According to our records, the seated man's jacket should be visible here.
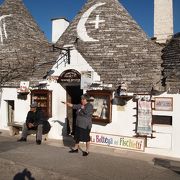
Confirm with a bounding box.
[26,108,44,129]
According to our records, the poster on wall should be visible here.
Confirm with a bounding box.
[154,97,173,111]
[137,95,152,135]
[80,71,93,90]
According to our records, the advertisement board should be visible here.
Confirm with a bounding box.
[90,132,145,151]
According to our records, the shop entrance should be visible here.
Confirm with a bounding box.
[57,69,82,135]
[66,86,83,135]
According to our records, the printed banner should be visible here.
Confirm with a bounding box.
[137,97,152,135]
[81,71,93,90]
[90,132,145,151]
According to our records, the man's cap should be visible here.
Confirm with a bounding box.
[81,94,90,101]
[30,102,38,108]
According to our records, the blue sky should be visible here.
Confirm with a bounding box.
[0,0,180,41]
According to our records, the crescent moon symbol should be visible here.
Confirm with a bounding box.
[0,14,12,21]
[0,14,12,44]
[77,2,106,42]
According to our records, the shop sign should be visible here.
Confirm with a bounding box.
[90,132,145,151]
[58,69,81,83]
[17,81,30,93]
[154,97,173,111]
[137,96,152,135]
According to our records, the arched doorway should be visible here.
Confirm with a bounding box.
[58,69,83,135]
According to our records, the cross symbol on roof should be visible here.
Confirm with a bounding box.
[89,15,105,29]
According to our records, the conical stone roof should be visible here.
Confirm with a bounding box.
[162,33,180,93]
[56,0,163,93]
[0,0,57,87]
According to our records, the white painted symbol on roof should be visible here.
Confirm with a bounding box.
[89,15,105,29]
[0,14,12,45]
[77,2,106,42]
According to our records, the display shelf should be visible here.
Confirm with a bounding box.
[87,90,112,123]
[31,90,52,118]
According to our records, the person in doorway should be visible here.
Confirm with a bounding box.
[17,102,50,145]
[62,94,93,156]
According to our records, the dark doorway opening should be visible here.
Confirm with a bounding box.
[66,86,83,135]
[7,100,14,124]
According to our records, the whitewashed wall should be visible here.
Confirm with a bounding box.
[47,46,101,139]
[91,100,136,136]
[172,94,180,157]
[47,82,67,139]
[0,88,30,130]
[51,46,100,81]
[145,93,180,157]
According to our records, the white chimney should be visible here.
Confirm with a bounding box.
[154,0,173,43]
[51,18,69,43]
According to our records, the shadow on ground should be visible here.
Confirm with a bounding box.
[154,158,180,175]
[51,120,75,148]
[0,140,32,153]
[13,168,35,180]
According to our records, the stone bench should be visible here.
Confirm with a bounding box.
[8,122,23,136]
[8,122,49,140]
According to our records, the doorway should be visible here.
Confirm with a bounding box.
[66,86,83,135]
[7,100,14,124]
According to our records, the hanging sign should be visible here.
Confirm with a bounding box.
[137,95,152,135]
[80,71,93,90]
[17,81,30,93]
[57,69,81,83]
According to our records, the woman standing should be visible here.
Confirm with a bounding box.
[62,94,93,156]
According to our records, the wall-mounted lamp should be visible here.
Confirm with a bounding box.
[52,45,71,65]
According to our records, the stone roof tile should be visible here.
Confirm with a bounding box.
[162,33,180,93]
[0,0,57,87]
[56,0,163,93]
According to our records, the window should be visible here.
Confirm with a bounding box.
[31,90,52,118]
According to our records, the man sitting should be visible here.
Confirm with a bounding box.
[17,102,50,145]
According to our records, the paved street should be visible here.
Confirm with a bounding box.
[0,131,180,180]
